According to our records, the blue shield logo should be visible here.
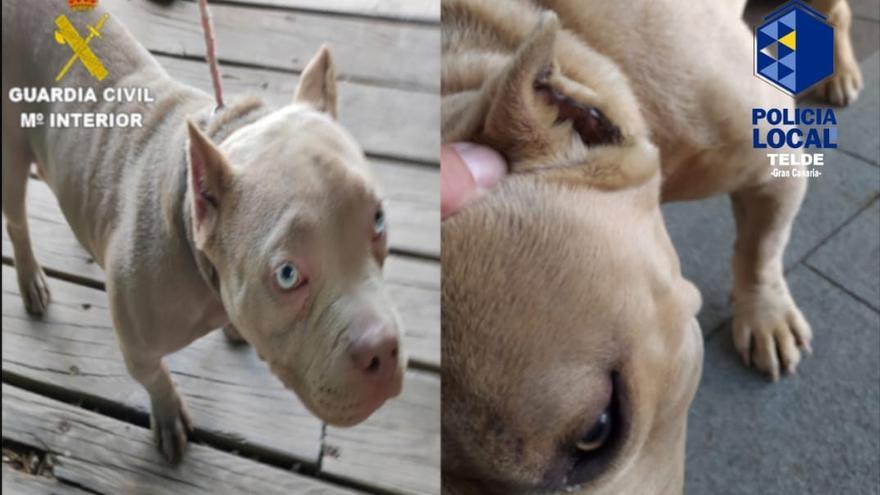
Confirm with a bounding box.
[755,0,834,95]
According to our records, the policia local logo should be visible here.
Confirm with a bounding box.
[752,0,837,177]
[755,0,833,95]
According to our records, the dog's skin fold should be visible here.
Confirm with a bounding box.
[3,0,406,463]
[438,0,857,492]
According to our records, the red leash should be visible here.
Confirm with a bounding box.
[197,0,225,110]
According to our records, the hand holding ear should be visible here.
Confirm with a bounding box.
[440,143,507,220]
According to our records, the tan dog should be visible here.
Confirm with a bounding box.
[2,0,405,463]
[440,0,852,491]
[443,176,704,494]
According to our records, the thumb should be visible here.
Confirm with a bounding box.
[441,143,507,219]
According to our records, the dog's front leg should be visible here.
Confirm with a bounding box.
[729,173,812,380]
[123,350,193,463]
[107,269,194,463]
[2,136,50,315]
[812,0,863,105]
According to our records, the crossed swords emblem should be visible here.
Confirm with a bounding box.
[54,13,110,82]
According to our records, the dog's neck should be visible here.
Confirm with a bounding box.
[178,97,270,299]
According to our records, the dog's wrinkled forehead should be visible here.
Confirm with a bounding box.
[443,177,666,348]
[209,105,377,257]
[223,104,369,174]
[444,180,640,395]
[222,104,375,207]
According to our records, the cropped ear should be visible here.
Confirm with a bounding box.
[482,11,561,146]
[443,12,621,157]
[294,44,338,118]
[441,13,560,145]
[187,120,232,249]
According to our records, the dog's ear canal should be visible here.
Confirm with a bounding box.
[294,44,338,119]
[187,121,232,249]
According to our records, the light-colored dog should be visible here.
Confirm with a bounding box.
[443,176,704,494]
[442,0,859,492]
[3,0,405,463]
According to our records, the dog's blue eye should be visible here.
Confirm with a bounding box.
[373,208,386,238]
[275,262,301,290]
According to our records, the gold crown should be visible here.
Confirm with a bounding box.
[68,0,98,11]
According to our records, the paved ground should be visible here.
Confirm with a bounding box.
[673,2,880,493]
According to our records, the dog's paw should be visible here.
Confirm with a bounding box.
[150,396,193,464]
[18,266,50,316]
[816,61,863,106]
[731,288,812,381]
[222,323,248,345]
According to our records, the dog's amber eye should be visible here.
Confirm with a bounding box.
[576,408,612,452]
[373,208,386,239]
[275,262,303,290]
[560,376,622,490]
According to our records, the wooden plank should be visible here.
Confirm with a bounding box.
[370,160,439,258]
[0,178,439,368]
[2,269,439,494]
[103,0,440,91]
[154,55,440,166]
[322,370,440,495]
[214,0,440,23]
[2,385,362,495]
[384,257,440,369]
[1,264,324,465]
[2,464,94,495]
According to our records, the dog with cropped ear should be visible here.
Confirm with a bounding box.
[3,0,406,464]
[442,0,820,492]
[443,12,659,190]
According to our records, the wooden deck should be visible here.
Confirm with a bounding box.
[1,0,440,493]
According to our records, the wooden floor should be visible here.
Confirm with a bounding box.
[1,0,440,493]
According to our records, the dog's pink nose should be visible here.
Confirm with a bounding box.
[349,323,399,377]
